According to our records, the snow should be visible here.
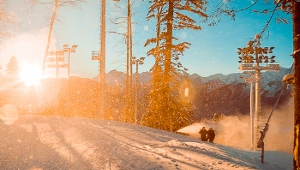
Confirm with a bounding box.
[0,115,292,170]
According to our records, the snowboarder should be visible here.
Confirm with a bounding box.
[199,127,207,141]
[207,128,215,143]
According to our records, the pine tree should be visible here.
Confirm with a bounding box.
[6,56,19,81]
[212,113,220,121]
[143,0,207,132]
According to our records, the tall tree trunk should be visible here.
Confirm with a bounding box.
[156,7,161,66]
[293,1,300,169]
[42,0,58,74]
[164,0,174,131]
[165,0,173,80]
[126,0,133,122]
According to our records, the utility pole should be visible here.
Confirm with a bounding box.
[92,0,106,118]
[47,50,67,114]
[132,57,145,124]
[239,72,256,149]
[238,35,280,149]
[63,44,78,116]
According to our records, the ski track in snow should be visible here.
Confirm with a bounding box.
[0,115,292,170]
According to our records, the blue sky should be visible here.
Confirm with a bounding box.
[0,0,293,79]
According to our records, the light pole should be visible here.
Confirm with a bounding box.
[63,44,77,116]
[132,56,145,124]
[47,50,66,114]
[47,50,67,78]
[239,72,256,149]
[92,50,101,117]
[63,45,78,79]
[238,34,280,149]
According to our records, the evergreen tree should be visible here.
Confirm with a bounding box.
[212,113,220,121]
[6,56,19,81]
[143,0,207,132]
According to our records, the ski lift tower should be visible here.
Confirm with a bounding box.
[237,34,280,149]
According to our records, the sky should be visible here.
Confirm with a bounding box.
[0,0,294,79]
[0,115,293,169]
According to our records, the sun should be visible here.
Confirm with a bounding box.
[19,64,43,87]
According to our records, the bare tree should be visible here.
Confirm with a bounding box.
[0,0,13,45]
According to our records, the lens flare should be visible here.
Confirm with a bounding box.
[0,104,18,125]
[19,64,43,87]
[179,80,194,104]
[184,87,189,97]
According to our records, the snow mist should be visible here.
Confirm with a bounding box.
[264,99,293,154]
[178,99,293,154]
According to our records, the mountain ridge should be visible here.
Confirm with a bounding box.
[92,67,293,120]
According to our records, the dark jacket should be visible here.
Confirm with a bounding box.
[199,127,207,141]
[207,128,215,143]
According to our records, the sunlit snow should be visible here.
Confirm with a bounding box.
[0,115,292,170]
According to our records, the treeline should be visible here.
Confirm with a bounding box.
[0,76,152,122]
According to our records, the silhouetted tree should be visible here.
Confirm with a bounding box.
[220,113,226,120]
[143,0,207,132]
[212,113,220,121]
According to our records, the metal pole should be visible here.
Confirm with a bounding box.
[135,61,138,124]
[55,52,58,78]
[68,49,70,79]
[250,81,254,149]
[254,70,261,149]
[261,141,264,164]
[67,49,70,116]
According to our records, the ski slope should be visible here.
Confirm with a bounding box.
[0,115,292,170]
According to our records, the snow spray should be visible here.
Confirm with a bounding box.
[263,98,293,154]
[177,98,293,154]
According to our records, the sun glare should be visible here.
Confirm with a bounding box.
[19,64,43,87]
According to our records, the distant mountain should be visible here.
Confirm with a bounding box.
[93,67,293,121]
[93,70,151,85]
[189,67,293,120]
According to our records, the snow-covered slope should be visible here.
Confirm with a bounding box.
[0,115,292,170]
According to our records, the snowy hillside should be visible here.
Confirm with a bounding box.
[0,115,292,170]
